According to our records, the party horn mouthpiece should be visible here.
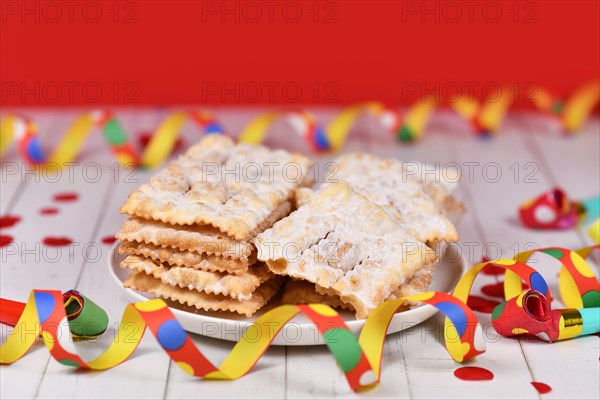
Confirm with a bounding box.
[0,290,108,340]
[492,290,599,342]
[62,290,109,339]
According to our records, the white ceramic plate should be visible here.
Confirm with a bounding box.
[108,245,464,346]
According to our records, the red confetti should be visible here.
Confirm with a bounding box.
[40,208,59,215]
[0,235,14,247]
[454,366,494,381]
[481,282,531,298]
[53,193,79,202]
[531,382,552,394]
[467,295,501,313]
[43,237,73,247]
[481,263,505,276]
[0,215,21,229]
[481,282,505,298]
[101,236,117,245]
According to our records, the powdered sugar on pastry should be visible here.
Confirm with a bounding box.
[124,272,284,317]
[326,153,459,243]
[315,263,434,309]
[120,135,313,241]
[118,240,256,274]
[121,255,272,301]
[116,216,255,261]
[400,161,464,223]
[254,181,436,319]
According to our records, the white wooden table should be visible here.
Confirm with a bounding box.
[1,108,599,399]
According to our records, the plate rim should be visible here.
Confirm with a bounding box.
[107,244,465,343]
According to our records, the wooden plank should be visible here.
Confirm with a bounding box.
[513,123,600,400]
[0,112,60,400]
[381,130,540,399]
[525,121,600,249]
[1,109,598,399]
[0,111,115,399]
[444,122,598,399]
[34,111,173,399]
[1,111,65,214]
[164,336,286,399]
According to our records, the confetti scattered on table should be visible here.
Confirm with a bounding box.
[0,235,13,247]
[467,295,501,313]
[53,193,79,202]
[481,282,506,298]
[0,215,21,229]
[531,381,552,394]
[453,366,494,381]
[42,237,73,247]
[40,208,59,216]
[481,264,505,276]
[101,236,117,245]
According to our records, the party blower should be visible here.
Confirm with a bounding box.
[0,290,108,339]
[491,289,600,342]
[519,187,599,230]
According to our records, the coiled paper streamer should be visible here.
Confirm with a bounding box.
[0,110,226,169]
[238,110,330,152]
[1,246,597,391]
[1,81,597,165]
[395,96,436,142]
[562,80,600,133]
[238,103,399,152]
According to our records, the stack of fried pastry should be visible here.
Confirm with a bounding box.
[117,137,463,319]
[256,153,463,319]
[116,135,313,317]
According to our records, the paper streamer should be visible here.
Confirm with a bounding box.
[0,110,226,169]
[451,98,479,131]
[1,80,597,164]
[396,96,436,142]
[530,87,563,117]
[1,246,597,391]
[0,290,478,391]
[474,88,515,136]
[239,103,402,152]
[325,103,387,152]
[562,80,600,133]
[590,219,600,244]
[238,110,330,152]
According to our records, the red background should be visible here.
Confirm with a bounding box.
[1,0,599,107]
